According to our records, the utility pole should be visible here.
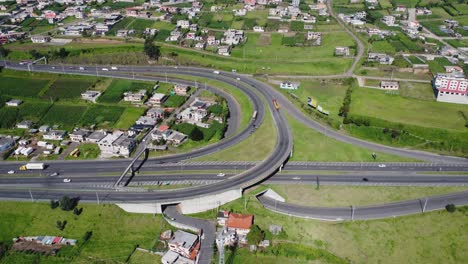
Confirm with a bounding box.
[316,176,320,190]
[422,198,428,213]
[165,72,168,83]
[29,189,34,202]
[96,191,100,205]
[351,206,355,221]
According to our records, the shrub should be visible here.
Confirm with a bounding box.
[83,231,93,242]
[50,200,59,209]
[59,196,80,211]
[446,204,456,213]
[247,225,265,245]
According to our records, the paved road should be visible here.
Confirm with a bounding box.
[1,173,468,187]
[257,190,468,221]
[163,205,215,264]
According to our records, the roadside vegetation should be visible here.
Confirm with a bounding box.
[0,201,172,263]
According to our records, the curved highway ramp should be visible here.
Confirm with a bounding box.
[256,189,468,221]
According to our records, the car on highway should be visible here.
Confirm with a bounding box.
[79,67,84,70]
[232,69,237,73]
[378,164,386,168]
[111,66,118,70]
[102,68,109,71]
[63,178,71,183]
[49,172,59,177]
[362,177,369,182]
[292,177,301,180]
[217,173,225,177]
[7,170,15,174]
[236,77,241,80]
[213,70,220,74]
[51,66,56,69]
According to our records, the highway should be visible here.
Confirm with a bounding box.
[0,61,294,204]
[1,173,468,187]
[257,190,468,221]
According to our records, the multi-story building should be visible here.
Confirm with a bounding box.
[433,73,468,105]
[168,230,200,259]
[97,131,136,157]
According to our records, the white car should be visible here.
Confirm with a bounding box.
[236,77,241,81]
[217,173,225,177]
[63,178,71,183]
[102,68,109,71]
[378,164,386,168]
[79,67,85,70]
[111,66,118,70]
[292,177,301,180]
[232,69,237,73]
[7,170,15,174]
[213,70,220,74]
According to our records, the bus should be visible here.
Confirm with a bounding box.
[272,99,280,110]
[69,148,80,158]
[252,110,258,120]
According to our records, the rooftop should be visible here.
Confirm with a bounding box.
[227,213,253,230]
[169,230,198,250]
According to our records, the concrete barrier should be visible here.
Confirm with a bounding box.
[116,188,242,214]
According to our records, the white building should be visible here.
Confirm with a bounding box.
[433,73,468,105]
[30,35,51,43]
[81,91,101,103]
[380,81,399,90]
[97,131,136,157]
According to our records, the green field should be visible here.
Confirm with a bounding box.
[98,79,153,103]
[349,87,467,132]
[163,95,186,108]
[194,187,468,264]
[44,77,96,100]
[196,104,275,161]
[18,102,53,123]
[0,201,171,263]
[287,114,415,162]
[268,184,468,207]
[128,250,161,264]
[66,143,101,160]
[79,105,125,128]
[114,107,146,130]
[41,104,87,128]
[0,77,50,97]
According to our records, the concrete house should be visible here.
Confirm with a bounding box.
[174,84,189,96]
[380,81,399,90]
[226,213,253,236]
[167,131,187,145]
[97,131,136,157]
[5,99,23,107]
[368,52,394,65]
[81,91,101,103]
[16,120,33,129]
[148,93,167,106]
[43,130,67,141]
[69,129,91,142]
[0,135,15,152]
[31,35,51,43]
[335,46,350,56]
[123,89,146,103]
[168,230,200,260]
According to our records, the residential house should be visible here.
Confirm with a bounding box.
[221,29,245,45]
[86,130,106,143]
[335,46,350,56]
[253,26,264,32]
[31,35,51,43]
[97,131,136,157]
[135,116,158,127]
[94,23,109,35]
[244,0,256,5]
[123,89,147,103]
[167,131,187,145]
[168,230,200,260]
[148,93,167,106]
[233,9,246,16]
[177,20,190,29]
[381,15,396,26]
[69,129,90,142]
[38,125,50,133]
[306,32,321,45]
[146,108,164,119]
[226,213,253,236]
[174,84,189,96]
[161,250,194,264]
[280,82,299,90]
[380,81,399,90]
[194,42,206,49]
[116,29,135,37]
[16,120,33,129]
[367,52,394,65]
[43,130,67,141]
[0,135,15,152]
[218,45,231,56]
[217,210,230,226]
[6,99,23,107]
[151,129,172,141]
[81,91,101,103]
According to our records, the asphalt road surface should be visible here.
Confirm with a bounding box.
[257,190,468,221]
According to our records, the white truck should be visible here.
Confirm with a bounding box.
[19,163,46,170]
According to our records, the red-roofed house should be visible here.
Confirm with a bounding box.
[244,0,256,6]
[159,125,169,131]
[226,213,253,236]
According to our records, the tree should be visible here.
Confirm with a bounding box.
[190,127,204,141]
[144,37,161,60]
[60,196,80,211]
[56,48,69,58]
[246,225,265,245]
[0,46,10,57]
[56,220,67,230]
[83,231,93,242]
[50,200,59,209]
[446,204,456,213]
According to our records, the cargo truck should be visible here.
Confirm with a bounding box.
[19,163,46,170]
